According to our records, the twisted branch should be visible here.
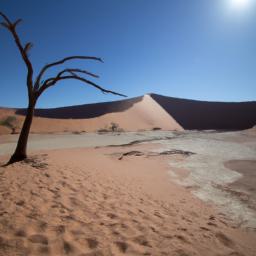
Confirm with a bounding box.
[35,56,103,89]
[37,68,100,92]
[0,12,33,98]
[1,11,127,102]
[37,74,127,98]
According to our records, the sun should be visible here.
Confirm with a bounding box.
[230,0,251,9]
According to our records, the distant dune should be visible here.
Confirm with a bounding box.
[150,93,256,130]
[0,93,255,135]
[0,95,182,134]
[17,96,144,119]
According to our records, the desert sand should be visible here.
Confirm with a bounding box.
[1,129,256,229]
[0,142,256,256]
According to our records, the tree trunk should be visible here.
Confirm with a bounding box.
[8,102,35,164]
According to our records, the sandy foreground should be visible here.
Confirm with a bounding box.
[0,139,256,256]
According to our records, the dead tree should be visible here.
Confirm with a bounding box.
[0,12,126,164]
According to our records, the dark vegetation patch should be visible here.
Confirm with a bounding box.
[21,154,48,170]
[97,122,124,134]
[0,116,19,134]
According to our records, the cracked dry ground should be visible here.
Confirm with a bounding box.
[0,144,255,256]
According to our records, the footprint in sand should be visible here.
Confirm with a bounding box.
[228,252,245,256]
[208,221,217,227]
[114,241,129,253]
[14,229,27,237]
[107,213,118,219]
[154,211,164,219]
[28,234,48,245]
[200,226,210,231]
[16,200,25,206]
[86,238,99,249]
[71,229,85,236]
[174,248,196,256]
[44,172,50,178]
[215,232,234,248]
[37,220,48,231]
[79,250,104,256]
[133,235,151,247]
[54,225,66,234]
[150,226,158,233]
[174,234,190,244]
[63,240,74,254]
[38,245,50,254]
[69,196,81,206]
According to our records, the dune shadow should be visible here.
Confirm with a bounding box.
[150,94,256,130]
[14,93,256,130]
[15,96,142,119]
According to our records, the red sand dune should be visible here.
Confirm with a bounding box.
[0,94,182,134]
[0,93,255,135]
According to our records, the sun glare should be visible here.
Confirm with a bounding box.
[230,0,251,9]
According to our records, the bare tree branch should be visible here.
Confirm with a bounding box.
[13,18,22,28]
[48,68,99,81]
[67,68,99,78]
[0,12,33,98]
[37,68,99,90]
[37,75,127,98]
[0,12,12,25]
[34,56,103,89]
[0,21,9,29]
[24,42,33,54]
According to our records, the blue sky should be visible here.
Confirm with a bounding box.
[0,0,256,108]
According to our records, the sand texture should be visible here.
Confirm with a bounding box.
[0,144,256,256]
